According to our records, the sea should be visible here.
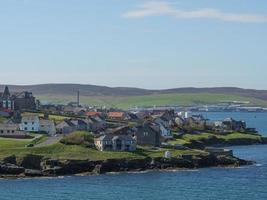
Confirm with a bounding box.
[0,112,267,200]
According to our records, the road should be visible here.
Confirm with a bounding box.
[35,135,63,147]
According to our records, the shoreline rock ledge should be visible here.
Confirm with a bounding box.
[0,154,254,178]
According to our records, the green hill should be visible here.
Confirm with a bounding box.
[37,92,267,109]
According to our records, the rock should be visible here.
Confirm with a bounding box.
[0,163,25,175]
[3,155,17,165]
[25,169,43,177]
[42,167,63,176]
[17,155,43,170]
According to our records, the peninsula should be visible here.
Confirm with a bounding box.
[0,86,266,178]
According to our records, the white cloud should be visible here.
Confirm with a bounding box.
[122,1,267,23]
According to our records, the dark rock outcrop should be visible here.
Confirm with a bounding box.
[17,155,43,170]
[0,163,25,175]
[0,153,254,177]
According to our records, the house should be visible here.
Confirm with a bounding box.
[39,120,56,135]
[0,86,15,110]
[85,111,102,118]
[223,118,246,131]
[0,86,36,111]
[20,114,40,132]
[0,124,26,138]
[56,120,76,134]
[94,134,136,151]
[87,116,106,132]
[175,116,185,127]
[106,126,133,135]
[107,112,130,120]
[158,122,172,139]
[134,123,161,147]
[70,119,88,131]
[0,109,13,117]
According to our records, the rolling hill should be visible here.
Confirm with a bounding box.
[1,84,267,108]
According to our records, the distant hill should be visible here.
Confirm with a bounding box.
[0,84,267,102]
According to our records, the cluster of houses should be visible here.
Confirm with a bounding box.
[0,86,253,152]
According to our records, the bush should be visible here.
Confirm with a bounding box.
[60,131,94,147]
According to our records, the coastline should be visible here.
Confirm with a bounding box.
[0,151,255,179]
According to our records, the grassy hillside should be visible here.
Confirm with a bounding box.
[37,93,267,109]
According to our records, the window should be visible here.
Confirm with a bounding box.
[24,127,28,131]
[144,132,148,136]
[32,122,34,125]
[24,122,28,125]
[12,130,15,133]
[0,130,3,134]
[32,127,34,131]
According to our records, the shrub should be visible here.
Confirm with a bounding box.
[60,131,94,147]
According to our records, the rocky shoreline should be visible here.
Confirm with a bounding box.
[0,153,254,179]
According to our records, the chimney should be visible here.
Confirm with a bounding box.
[77,90,80,107]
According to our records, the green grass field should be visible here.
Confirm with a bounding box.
[0,132,205,161]
[36,93,267,109]
[169,132,264,145]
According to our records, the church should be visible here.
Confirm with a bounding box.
[0,86,36,111]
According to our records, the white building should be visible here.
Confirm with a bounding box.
[20,115,40,132]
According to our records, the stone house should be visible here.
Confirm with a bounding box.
[0,124,26,138]
[39,120,56,135]
[56,120,76,134]
[94,134,136,152]
[87,116,106,132]
[134,123,161,147]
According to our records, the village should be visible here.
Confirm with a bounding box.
[0,86,261,155]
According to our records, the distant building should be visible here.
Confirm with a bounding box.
[56,120,76,134]
[20,114,40,132]
[39,120,56,135]
[95,134,136,152]
[134,123,161,147]
[0,124,26,138]
[0,86,36,111]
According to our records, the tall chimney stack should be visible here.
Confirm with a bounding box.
[77,90,80,107]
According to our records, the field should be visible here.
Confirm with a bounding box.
[169,132,264,145]
[36,93,267,109]
[0,131,205,160]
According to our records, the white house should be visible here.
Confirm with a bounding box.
[20,115,56,135]
[158,123,173,139]
[20,115,40,132]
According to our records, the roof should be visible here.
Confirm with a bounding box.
[108,112,125,118]
[22,114,39,121]
[86,111,101,117]
[0,123,19,130]
[106,126,130,135]
[96,134,134,141]
[40,120,55,126]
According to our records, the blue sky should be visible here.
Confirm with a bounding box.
[0,0,266,89]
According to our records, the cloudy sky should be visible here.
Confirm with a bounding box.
[0,0,266,89]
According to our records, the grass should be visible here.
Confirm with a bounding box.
[0,135,206,161]
[22,112,70,122]
[169,132,264,145]
[0,117,8,123]
[36,93,267,109]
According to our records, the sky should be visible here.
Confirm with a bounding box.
[0,0,267,89]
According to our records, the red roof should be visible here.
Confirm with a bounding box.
[85,111,101,117]
[0,109,13,113]
[108,112,125,118]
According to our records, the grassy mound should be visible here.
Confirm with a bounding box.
[60,131,94,147]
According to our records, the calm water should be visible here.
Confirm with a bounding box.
[0,112,267,200]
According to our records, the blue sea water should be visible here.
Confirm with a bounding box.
[0,112,267,200]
